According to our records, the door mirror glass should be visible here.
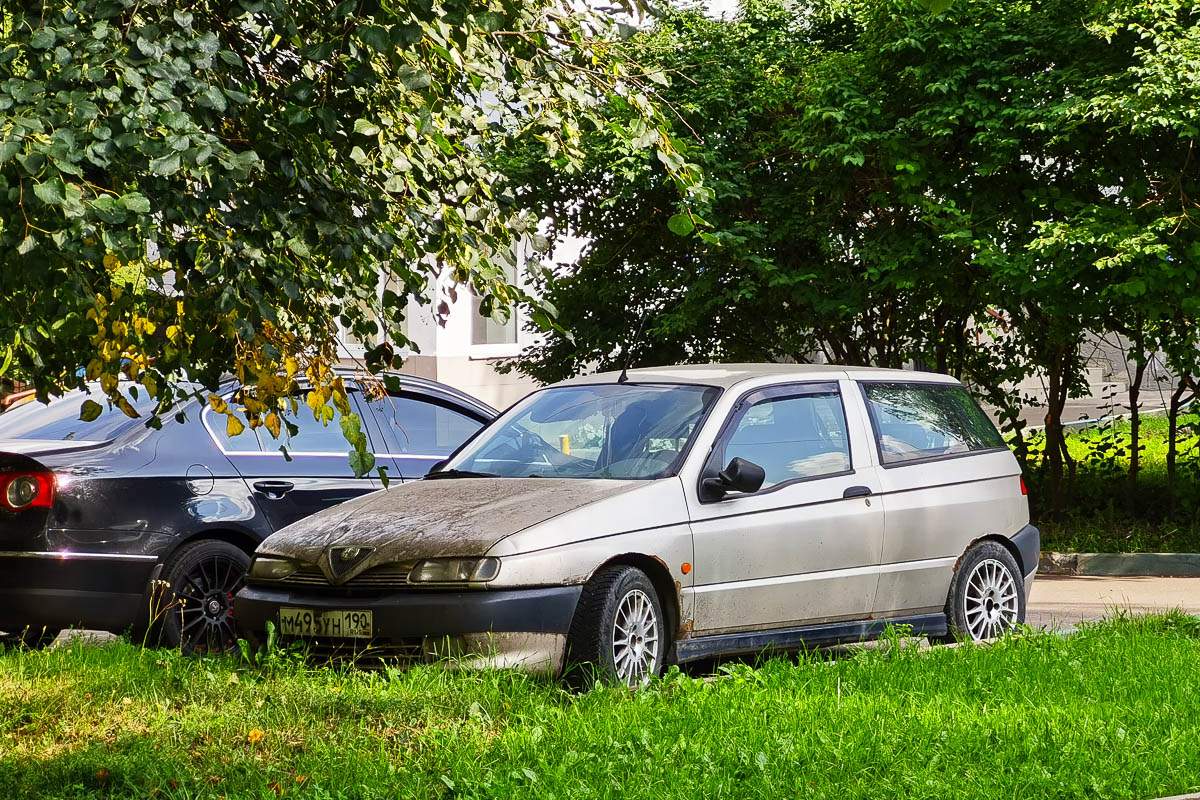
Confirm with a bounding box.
[701,457,766,500]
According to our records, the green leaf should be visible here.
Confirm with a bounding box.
[667,213,695,236]
[149,153,181,175]
[0,141,20,164]
[339,413,362,441]
[348,448,375,478]
[353,118,380,137]
[397,66,432,92]
[300,40,335,62]
[79,399,103,422]
[33,178,67,206]
[30,28,56,49]
[120,192,151,213]
[358,25,390,54]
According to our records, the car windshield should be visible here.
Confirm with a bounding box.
[0,386,157,442]
[442,383,721,479]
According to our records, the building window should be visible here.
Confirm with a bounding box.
[471,300,518,345]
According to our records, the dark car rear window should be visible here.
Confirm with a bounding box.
[0,388,157,442]
[862,382,1005,465]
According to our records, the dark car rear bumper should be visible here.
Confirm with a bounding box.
[0,552,159,632]
[235,583,583,639]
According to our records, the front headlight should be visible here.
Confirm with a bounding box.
[248,556,299,581]
[409,557,501,584]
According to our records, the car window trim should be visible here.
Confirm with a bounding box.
[697,381,856,504]
[202,385,375,457]
[857,380,1009,470]
[359,388,490,458]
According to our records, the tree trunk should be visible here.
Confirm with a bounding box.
[1126,355,1148,515]
[1167,380,1187,514]
[1044,344,1072,517]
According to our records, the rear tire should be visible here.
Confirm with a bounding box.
[936,541,1025,643]
[0,626,60,649]
[156,540,251,656]
[564,565,666,688]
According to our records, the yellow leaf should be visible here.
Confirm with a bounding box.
[85,359,103,380]
[208,395,228,414]
[306,390,322,414]
[166,325,181,344]
[284,356,299,377]
[102,253,119,269]
[246,728,265,744]
[264,412,282,439]
[226,414,245,438]
[116,396,139,419]
[100,373,118,394]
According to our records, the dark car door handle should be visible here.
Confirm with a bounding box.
[253,480,295,499]
[843,485,873,499]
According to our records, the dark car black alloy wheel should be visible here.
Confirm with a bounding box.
[160,540,252,656]
[177,555,244,654]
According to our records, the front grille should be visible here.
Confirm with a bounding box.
[281,635,427,668]
[278,563,412,590]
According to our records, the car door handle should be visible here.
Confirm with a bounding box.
[253,480,295,499]
[842,485,873,499]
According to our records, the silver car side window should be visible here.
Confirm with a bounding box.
[714,391,851,489]
[861,382,1005,465]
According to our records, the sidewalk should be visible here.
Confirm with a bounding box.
[1027,575,1200,630]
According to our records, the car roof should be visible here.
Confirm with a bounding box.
[553,363,961,390]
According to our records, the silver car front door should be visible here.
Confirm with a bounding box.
[685,380,884,635]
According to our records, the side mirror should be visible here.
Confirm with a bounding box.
[700,457,766,501]
[428,459,449,476]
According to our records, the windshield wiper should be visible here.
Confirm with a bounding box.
[424,468,500,480]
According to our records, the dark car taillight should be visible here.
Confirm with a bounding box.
[0,471,55,510]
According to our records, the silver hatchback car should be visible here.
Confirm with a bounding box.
[237,364,1038,684]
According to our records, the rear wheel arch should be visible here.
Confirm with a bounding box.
[960,533,1025,576]
[170,527,261,560]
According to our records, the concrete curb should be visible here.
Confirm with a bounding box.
[1039,551,1200,577]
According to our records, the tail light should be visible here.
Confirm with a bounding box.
[0,472,56,511]
[1019,476,1028,496]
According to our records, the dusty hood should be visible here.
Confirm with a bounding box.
[257,477,643,566]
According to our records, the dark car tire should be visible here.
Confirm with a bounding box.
[565,565,666,688]
[0,626,61,649]
[935,541,1026,644]
[155,540,251,656]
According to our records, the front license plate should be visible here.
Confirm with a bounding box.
[278,608,373,638]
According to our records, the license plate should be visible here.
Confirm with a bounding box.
[278,608,373,638]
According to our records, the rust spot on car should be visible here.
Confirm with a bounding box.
[678,617,694,636]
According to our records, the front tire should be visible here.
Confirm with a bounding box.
[940,541,1025,643]
[565,565,666,687]
[158,540,250,656]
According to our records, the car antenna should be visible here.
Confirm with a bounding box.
[616,314,650,385]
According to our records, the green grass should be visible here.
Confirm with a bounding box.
[4,615,1200,799]
[1024,414,1200,552]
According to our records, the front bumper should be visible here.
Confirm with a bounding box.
[234,584,583,671]
[0,551,159,632]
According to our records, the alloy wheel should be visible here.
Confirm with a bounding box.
[611,588,660,686]
[962,557,1019,641]
[175,554,245,655]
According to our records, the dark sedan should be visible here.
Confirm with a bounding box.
[0,374,494,653]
